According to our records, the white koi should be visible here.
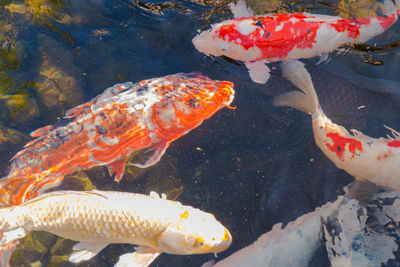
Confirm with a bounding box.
[203,184,400,267]
[0,190,232,266]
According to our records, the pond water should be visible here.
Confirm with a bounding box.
[0,0,400,266]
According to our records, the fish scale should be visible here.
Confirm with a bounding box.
[11,191,178,244]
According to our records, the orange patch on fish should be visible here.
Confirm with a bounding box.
[376,150,393,160]
[180,210,189,219]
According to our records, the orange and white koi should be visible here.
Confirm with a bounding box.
[193,0,400,84]
[0,190,232,266]
[0,73,234,206]
[274,60,400,190]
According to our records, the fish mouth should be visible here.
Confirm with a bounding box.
[192,34,209,55]
[213,228,232,253]
[222,83,235,109]
[226,88,235,107]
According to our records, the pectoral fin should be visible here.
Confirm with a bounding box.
[0,228,27,245]
[245,61,271,84]
[106,157,127,183]
[128,141,170,168]
[69,242,107,263]
[115,246,161,267]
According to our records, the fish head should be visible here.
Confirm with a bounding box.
[151,73,234,138]
[157,208,232,255]
[192,19,262,62]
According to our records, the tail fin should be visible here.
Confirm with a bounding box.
[273,60,319,115]
[0,174,64,206]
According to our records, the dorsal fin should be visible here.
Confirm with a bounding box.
[16,190,109,207]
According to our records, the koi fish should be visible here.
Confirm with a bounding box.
[192,0,400,84]
[0,73,234,206]
[273,60,400,190]
[203,183,400,267]
[0,190,232,266]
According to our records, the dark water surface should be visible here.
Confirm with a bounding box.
[0,0,400,266]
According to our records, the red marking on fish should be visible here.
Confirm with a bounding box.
[378,12,398,29]
[215,13,322,60]
[325,132,363,161]
[206,9,400,62]
[329,19,362,39]
[0,73,234,207]
[387,140,400,147]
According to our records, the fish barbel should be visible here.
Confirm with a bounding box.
[0,190,232,266]
[192,0,400,84]
[0,72,234,206]
[274,60,400,191]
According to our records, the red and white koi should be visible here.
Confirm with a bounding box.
[0,190,232,267]
[274,60,400,191]
[0,73,234,206]
[192,0,400,84]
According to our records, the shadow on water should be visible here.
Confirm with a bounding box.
[0,0,399,266]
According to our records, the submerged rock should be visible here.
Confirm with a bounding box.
[9,231,57,267]
[338,0,379,18]
[36,34,83,115]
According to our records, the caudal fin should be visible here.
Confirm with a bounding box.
[273,60,320,114]
[0,174,64,206]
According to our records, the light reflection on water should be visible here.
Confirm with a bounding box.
[0,0,399,266]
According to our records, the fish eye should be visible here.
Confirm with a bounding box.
[196,237,206,246]
[189,98,200,108]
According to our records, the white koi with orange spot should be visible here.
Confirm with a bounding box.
[0,190,232,266]
[274,60,400,190]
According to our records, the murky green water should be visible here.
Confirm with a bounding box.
[0,0,399,266]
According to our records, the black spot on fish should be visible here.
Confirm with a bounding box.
[136,84,149,95]
[189,98,200,108]
[255,20,264,29]
[99,112,107,120]
[96,125,108,135]
[49,138,61,149]
[367,142,373,146]
[265,32,270,39]
[337,146,341,152]
[351,235,363,252]
[55,128,69,143]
